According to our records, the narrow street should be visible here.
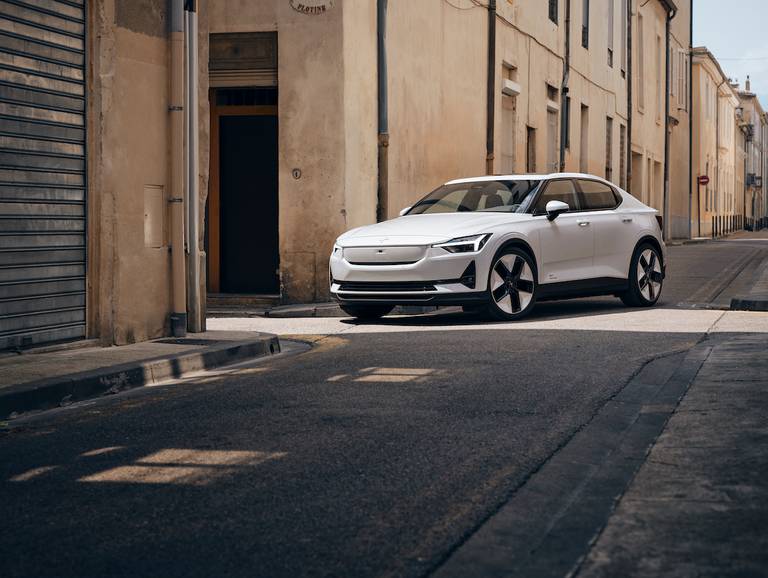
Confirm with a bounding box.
[2,238,768,578]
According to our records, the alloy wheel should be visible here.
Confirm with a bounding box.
[637,248,663,302]
[490,253,535,314]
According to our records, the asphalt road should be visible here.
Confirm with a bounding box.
[1,238,767,578]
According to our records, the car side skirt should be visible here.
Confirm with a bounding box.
[537,277,629,301]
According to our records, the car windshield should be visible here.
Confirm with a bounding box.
[407,179,541,215]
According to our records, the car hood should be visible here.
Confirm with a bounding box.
[337,212,531,247]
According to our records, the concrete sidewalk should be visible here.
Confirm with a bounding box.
[0,331,280,420]
[577,333,768,577]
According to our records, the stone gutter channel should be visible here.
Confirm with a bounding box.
[432,341,714,578]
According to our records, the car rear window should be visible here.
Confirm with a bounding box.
[578,180,620,210]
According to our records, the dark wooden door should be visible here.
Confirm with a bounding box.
[219,114,279,293]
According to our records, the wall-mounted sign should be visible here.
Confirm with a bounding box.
[697,175,709,186]
[290,0,334,15]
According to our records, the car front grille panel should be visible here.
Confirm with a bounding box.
[337,281,438,292]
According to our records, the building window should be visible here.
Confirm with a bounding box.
[619,124,626,189]
[546,83,559,102]
[549,0,558,24]
[606,116,613,182]
[527,126,537,172]
[582,0,589,48]
[677,50,684,108]
[670,47,676,99]
[607,0,614,67]
[685,54,690,109]
[501,63,517,174]
[637,13,644,111]
[580,104,589,173]
[656,35,663,122]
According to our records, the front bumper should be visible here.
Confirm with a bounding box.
[329,245,490,305]
[331,288,489,307]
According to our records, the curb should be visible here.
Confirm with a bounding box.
[730,296,768,311]
[730,261,768,311]
[0,334,280,420]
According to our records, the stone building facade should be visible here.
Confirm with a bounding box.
[735,81,767,230]
[1,0,697,350]
[691,47,757,238]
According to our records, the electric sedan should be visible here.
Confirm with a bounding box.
[329,173,666,320]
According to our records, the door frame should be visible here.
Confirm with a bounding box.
[207,94,278,292]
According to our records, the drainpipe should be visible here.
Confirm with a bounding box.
[688,12,693,238]
[185,0,202,332]
[559,0,571,171]
[662,5,676,240]
[626,0,633,193]
[169,0,187,337]
[376,0,388,222]
[485,0,496,174]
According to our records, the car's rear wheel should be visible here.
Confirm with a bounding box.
[339,304,394,320]
[620,243,663,307]
[486,247,537,321]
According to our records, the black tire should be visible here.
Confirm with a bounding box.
[620,242,663,307]
[340,304,394,320]
[485,246,538,321]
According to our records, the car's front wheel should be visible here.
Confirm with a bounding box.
[486,247,537,321]
[339,304,394,320]
[620,243,663,307]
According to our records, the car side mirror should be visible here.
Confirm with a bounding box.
[545,200,569,221]
[399,206,412,217]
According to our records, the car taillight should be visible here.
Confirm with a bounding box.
[655,215,663,230]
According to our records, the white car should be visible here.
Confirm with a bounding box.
[330,173,666,320]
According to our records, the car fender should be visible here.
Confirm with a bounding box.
[485,229,541,267]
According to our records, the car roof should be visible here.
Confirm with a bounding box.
[445,172,614,185]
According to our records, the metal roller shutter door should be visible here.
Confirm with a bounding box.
[0,0,86,349]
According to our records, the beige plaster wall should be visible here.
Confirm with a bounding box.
[495,15,565,176]
[88,0,172,345]
[209,0,364,303]
[562,0,628,182]
[342,1,377,231]
[668,0,691,239]
[386,0,487,215]
[629,0,666,210]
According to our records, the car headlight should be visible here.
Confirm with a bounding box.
[332,244,342,256]
[432,234,491,253]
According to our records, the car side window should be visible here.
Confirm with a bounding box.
[533,180,579,214]
[577,180,621,210]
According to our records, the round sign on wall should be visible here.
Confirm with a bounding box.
[290,0,335,15]
[698,175,710,186]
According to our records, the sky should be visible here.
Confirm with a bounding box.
[693,0,768,104]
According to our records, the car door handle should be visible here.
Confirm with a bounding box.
[622,217,633,223]
[578,221,590,227]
